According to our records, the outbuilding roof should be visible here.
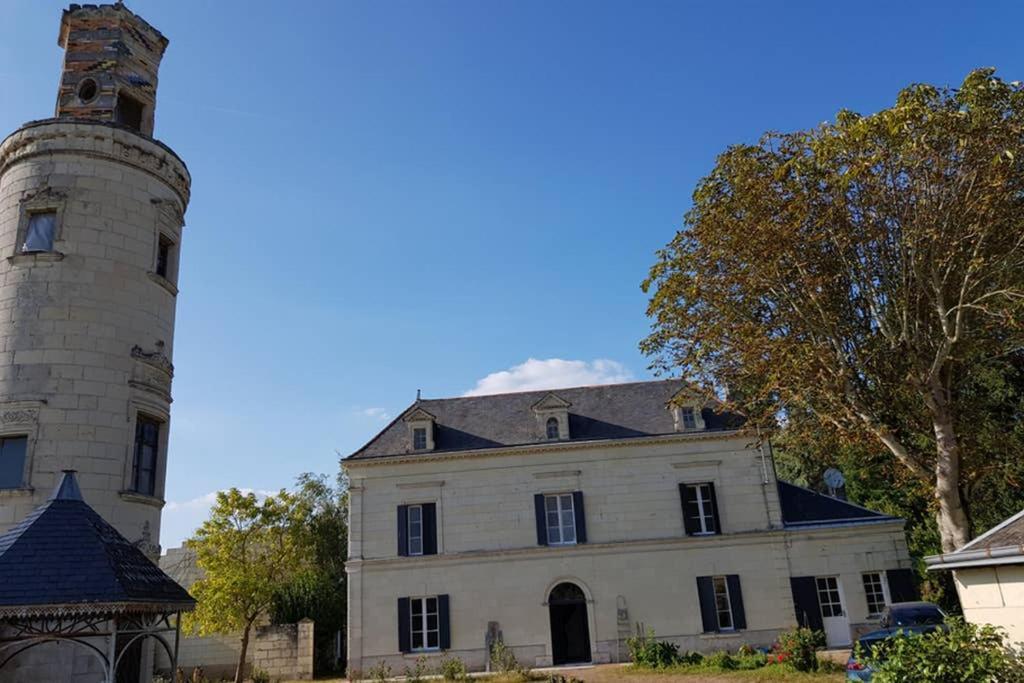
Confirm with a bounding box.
[776,481,898,528]
[349,379,744,460]
[926,508,1024,571]
[0,471,194,617]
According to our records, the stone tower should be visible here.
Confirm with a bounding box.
[0,3,189,557]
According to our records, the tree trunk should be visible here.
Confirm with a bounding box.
[235,622,252,683]
[929,388,972,552]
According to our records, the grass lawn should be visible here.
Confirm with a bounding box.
[290,662,845,683]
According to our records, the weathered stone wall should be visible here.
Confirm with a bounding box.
[252,620,314,681]
[0,119,190,552]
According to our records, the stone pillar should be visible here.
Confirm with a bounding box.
[296,618,314,680]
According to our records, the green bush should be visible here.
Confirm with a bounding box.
[403,655,429,683]
[250,667,271,683]
[625,627,680,668]
[865,618,1024,682]
[774,626,825,672]
[439,654,468,681]
[490,638,525,674]
[366,659,391,683]
[704,651,738,670]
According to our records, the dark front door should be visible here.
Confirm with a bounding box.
[548,583,592,665]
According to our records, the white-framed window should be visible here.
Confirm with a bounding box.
[410,596,440,651]
[681,406,697,430]
[407,504,424,556]
[545,493,576,545]
[712,576,734,631]
[686,483,716,535]
[862,572,890,618]
[816,576,845,617]
[413,427,427,451]
[545,417,560,440]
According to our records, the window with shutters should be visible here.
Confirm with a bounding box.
[407,504,424,556]
[132,414,161,496]
[712,576,734,631]
[862,572,890,618]
[545,493,576,545]
[410,596,440,651]
[683,483,718,535]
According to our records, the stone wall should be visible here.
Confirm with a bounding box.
[252,619,314,681]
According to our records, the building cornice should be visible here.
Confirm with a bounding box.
[345,518,905,572]
[343,429,750,469]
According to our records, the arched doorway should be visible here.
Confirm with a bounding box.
[548,582,591,665]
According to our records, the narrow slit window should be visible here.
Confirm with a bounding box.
[0,436,28,489]
[156,235,173,279]
[132,414,161,496]
[22,211,57,253]
[407,504,423,556]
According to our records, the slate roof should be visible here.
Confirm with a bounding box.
[350,379,745,460]
[776,481,897,527]
[0,471,194,617]
[925,508,1024,570]
[960,509,1024,551]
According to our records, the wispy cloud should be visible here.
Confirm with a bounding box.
[161,488,277,551]
[355,407,390,422]
[463,358,634,397]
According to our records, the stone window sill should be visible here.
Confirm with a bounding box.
[700,631,743,640]
[7,252,64,265]
[0,487,35,498]
[119,490,165,508]
[147,271,178,296]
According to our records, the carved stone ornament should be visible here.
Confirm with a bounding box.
[129,345,173,402]
[0,409,38,425]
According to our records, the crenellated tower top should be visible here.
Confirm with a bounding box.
[55,3,169,137]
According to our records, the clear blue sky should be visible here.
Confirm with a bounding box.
[3,0,1021,547]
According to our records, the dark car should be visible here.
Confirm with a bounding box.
[846,602,947,681]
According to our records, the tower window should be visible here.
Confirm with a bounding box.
[115,93,145,132]
[132,414,161,496]
[546,417,560,440]
[22,211,57,253]
[0,436,28,489]
[77,78,98,104]
[156,235,173,279]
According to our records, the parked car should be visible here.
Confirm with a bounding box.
[846,602,947,681]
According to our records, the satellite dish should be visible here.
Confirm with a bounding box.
[823,468,846,490]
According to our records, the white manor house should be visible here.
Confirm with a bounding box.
[344,379,915,672]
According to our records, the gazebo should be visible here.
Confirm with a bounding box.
[0,471,194,682]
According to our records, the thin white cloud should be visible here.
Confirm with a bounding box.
[357,407,390,422]
[463,358,634,397]
[161,488,276,552]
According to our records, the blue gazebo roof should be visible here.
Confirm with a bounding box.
[0,471,194,617]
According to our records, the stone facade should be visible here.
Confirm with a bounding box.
[0,4,189,556]
[344,384,913,674]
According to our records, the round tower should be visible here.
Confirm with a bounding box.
[0,3,189,557]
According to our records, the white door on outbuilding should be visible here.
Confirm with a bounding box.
[816,576,851,647]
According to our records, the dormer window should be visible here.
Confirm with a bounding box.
[681,407,697,430]
[532,393,570,442]
[404,407,436,453]
[669,389,707,432]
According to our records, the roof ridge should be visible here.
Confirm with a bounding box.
[421,377,683,402]
[957,507,1024,553]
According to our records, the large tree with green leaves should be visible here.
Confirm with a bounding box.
[642,69,1024,552]
[184,488,310,683]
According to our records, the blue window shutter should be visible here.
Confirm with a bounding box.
[696,576,718,632]
[727,575,746,630]
[572,491,587,543]
[438,594,451,650]
[534,494,548,545]
[398,597,411,652]
[423,503,437,555]
[886,568,917,602]
[790,577,823,631]
[397,505,409,556]
[707,483,721,534]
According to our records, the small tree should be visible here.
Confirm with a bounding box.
[184,488,308,683]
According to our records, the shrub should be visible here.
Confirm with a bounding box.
[774,626,825,672]
[367,659,391,683]
[625,627,680,668]
[346,670,364,682]
[736,643,757,657]
[705,651,738,670]
[403,655,429,683]
[865,618,1024,683]
[679,650,703,665]
[250,667,271,683]
[490,638,524,674]
[439,654,468,681]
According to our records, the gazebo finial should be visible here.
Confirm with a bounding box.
[48,469,83,502]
